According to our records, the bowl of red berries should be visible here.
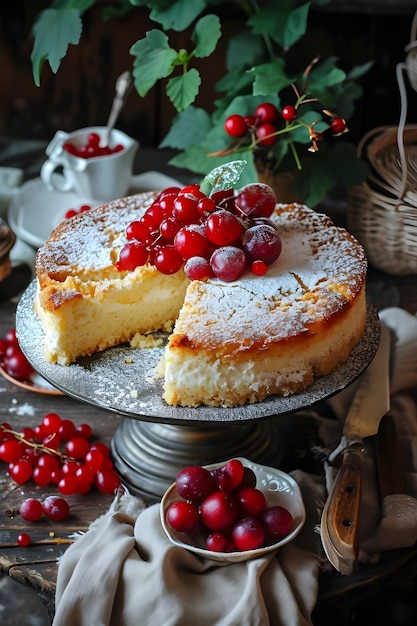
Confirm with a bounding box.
[160,457,306,563]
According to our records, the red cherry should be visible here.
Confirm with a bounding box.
[200,491,238,531]
[166,500,200,532]
[232,517,266,551]
[261,505,293,542]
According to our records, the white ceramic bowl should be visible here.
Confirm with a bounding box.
[160,457,306,563]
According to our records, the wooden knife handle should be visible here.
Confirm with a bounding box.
[320,441,363,575]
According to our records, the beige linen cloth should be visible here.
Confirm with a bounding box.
[53,308,417,626]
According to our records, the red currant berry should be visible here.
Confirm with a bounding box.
[89,441,110,458]
[10,459,33,484]
[255,103,280,125]
[58,419,77,441]
[197,196,217,216]
[116,241,149,271]
[330,117,347,135]
[174,225,212,260]
[42,413,62,435]
[205,210,243,247]
[58,475,78,495]
[154,245,183,275]
[172,194,200,224]
[184,256,213,281]
[76,423,93,439]
[281,105,297,121]
[17,532,31,547]
[256,123,277,146]
[95,469,121,494]
[224,114,248,138]
[0,439,24,463]
[33,465,52,487]
[251,260,268,276]
[65,436,90,459]
[159,217,181,241]
[75,465,95,493]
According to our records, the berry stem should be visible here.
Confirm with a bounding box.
[0,424,68,461]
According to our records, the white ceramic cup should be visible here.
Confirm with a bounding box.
[40,126,138,202]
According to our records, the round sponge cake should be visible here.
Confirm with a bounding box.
[35,193,367,407]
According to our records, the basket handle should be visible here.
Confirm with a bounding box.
[395,10,417,201]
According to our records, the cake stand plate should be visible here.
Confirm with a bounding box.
[16,281,380,499]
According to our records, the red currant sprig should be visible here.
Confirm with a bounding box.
[0,415,121,496]
[115,182,282,282]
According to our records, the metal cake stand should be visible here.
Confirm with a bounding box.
[16,281,380,500]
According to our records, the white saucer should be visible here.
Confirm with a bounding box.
[8,172,181,249]
[8,178,99,248]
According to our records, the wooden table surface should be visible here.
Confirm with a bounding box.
[0,140,416,624]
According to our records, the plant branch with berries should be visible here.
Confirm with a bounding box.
[30,0,372,207]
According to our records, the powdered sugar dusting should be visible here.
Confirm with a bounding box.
[174,203,367,348]
[36,192,156,276]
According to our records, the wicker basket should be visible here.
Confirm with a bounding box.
[348,124,417,275]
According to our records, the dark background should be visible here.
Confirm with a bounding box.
[0,1,417,150]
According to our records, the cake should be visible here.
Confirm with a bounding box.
[34,185,367,408]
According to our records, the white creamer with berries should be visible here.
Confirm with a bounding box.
[35,163,367,407]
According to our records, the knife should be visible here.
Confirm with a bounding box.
[320,323,391,575]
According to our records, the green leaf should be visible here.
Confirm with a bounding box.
[251,59,294,96]
[31,8,82,86]
[215,68,254,95]
[192,14,221,58]
[130,30,177,97]
[160,107,212,149]
[293,142,370,206]
[307,57,346,88]
[50,0,95,10]
[166,68,201,111]
[347,61,374,81]
[226,31,264,72]
[146,0,207,31]
[201,160,248,195]
[248,2,310,49]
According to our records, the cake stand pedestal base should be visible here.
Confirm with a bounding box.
[111,417,284,501]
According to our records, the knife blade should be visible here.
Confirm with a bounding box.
[320,323,391,575]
